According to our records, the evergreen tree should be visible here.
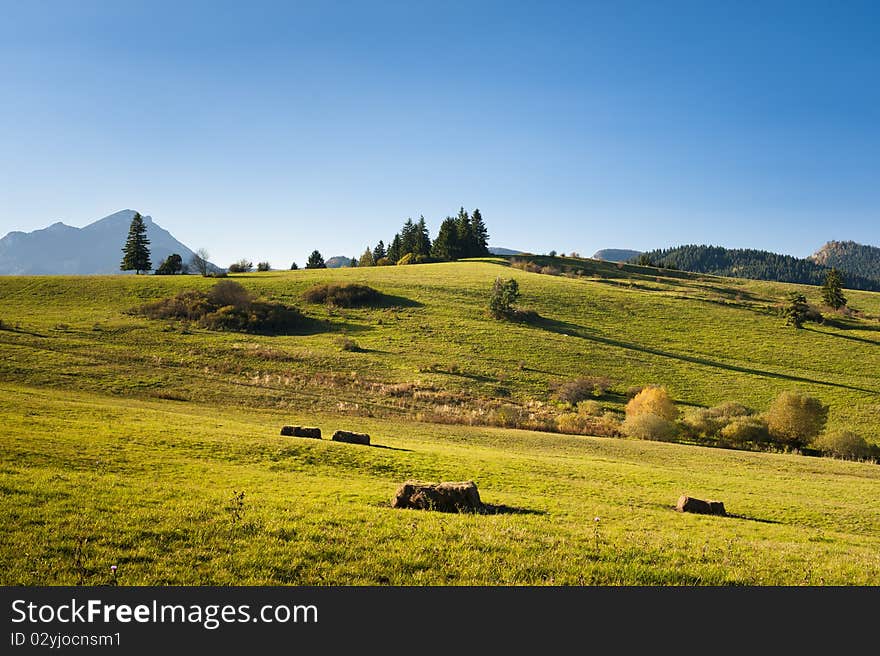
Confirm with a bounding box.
[821,268,847,309]
[455,207,476,257]
[372,240,386,262]
[387,233,403,263]
[432,217,461,261]
[470,208,490,256]
[349,256,358,267]
[783,292,809,328]
[399,218,417,255]
[120,212,152,274]
[306,250,326,269]
[290,261,299,270]
[359,248,375,267]
[413,216,432,257]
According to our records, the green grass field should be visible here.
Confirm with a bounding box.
[1,258,879,584]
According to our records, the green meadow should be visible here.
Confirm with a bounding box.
[1,257,879,584]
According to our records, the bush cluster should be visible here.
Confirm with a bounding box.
[136,280,307,334]
[302,283,383,307]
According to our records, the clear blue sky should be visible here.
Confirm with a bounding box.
[1,0,878,267]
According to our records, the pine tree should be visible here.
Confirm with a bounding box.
[387,234,403,263]
[821,268,847,309]
[120,212,152,274]
[306,250,326,269]
[372,240,386,262]
[349,256,358,267]
[431,217,461,261]
[470,208,490,256]
[414,216,432,257]
[359,248,375,267]
[783,292,809,328]
[399,218,417,256]
[455,207,476,257]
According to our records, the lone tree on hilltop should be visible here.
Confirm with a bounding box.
[306,250,326,269]
[121,212,152,274]
[782,292,809,328]
[821,268,847,310]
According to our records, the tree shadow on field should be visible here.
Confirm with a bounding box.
[369,443,413,453]
[479,503,546,516]
[530,316,878,395]
[803,326,879,347]
[725,513,782,525]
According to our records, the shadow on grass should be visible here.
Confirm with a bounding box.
[803,326,879,347]
[369,443,413,453]
[531,316,878,394]
[726,513,782,525]
[479,503,546,516]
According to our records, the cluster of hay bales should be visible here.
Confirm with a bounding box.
[392,480,483,513]
[279,425,370,445]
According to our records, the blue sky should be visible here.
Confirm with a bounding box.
[1,1,878,267]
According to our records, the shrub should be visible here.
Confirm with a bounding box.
[489,277,520,319]
[336,336,363,352]
[540,265,561,276]
[228,259,253,273]
[375,257,392,266]
[396,252,415,265]
[557,411,621,437]
[682,401,754,438]
[765,391,828,449]
[257,261,271,272]
[625,385,678,421]
[155,253,184,275]
[554,377,613,404]
[510,259,542,274]
[812,430,871,461]
[135,282,306,334]
[719,416,771,447]
[622,414,679,441]
[208,280,255,308]
[302,283,382,307]
[577,400,603,417]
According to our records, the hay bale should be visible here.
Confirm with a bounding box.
[331,430,370,445]
[392,480,483,512]
[676,495,726,516]
[280,426,322,439]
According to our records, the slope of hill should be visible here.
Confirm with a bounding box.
[810,241,880,284]
[592,248,641,262]
[0,210,218,275]
[2,260,879,585]
[633,244,880,291]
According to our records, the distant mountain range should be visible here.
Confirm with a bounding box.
[592,249,642,262]
[0,210,219,275]
[325,256,353,268]
[488,247,522,256]
[633,243,880,291]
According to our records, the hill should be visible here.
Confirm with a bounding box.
[488,247,523,256]
[633,244,880,291]
[592,248,642,262]
[810,241,880,284]
[0,210,219,275]
[326,256,354,268]
[2,259,879,584]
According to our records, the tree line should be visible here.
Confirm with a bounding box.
[121,208,491,275]
[631,244,880,292]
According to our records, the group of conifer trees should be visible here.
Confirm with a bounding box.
[358,207,489,266]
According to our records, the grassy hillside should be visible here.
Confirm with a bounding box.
[2,258,879,584]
